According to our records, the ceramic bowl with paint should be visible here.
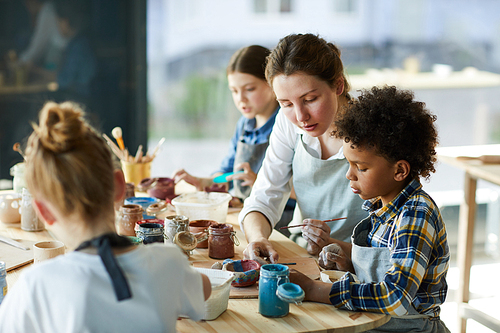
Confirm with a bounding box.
[222,259,261,287]
[135,221,165,244]
[0,192,21,224]
[124,196,159,219]
[189,219,217,248]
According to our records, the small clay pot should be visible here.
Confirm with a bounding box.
[147,177,175,200]
[189,219,217,248]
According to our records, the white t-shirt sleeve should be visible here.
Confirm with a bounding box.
[0,272,39,332]
[177,255,205,321]
[238,111,297,229]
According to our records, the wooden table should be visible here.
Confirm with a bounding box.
[437,144,500,333]
[2,185,390,333]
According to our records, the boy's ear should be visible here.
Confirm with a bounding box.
[394,160,410,182]
[33,200,56,226]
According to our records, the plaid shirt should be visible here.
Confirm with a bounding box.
[329,179,450,317]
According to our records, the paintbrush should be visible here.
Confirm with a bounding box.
[102,134,124,160]
[13,142,26,160]
[151,137,165,159]
[112,127,125,151]
[134,145,143,163]
[279,217,347,230]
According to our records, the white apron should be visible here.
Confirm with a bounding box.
[290,134,367,244]
[351,217,450,332]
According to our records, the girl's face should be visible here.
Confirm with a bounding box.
[272,73,343,137]
[227,72,277,120]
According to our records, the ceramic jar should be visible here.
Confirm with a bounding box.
[0,192,21,224]
[117,204,143,236]
[10,162,26,193]
[208,223,239,259]
[164,215,189,243]
[135,222,165,244]
[0,261,7,305]
[20,188,44,232]
[258,264,290,317]
[188,220,216,248]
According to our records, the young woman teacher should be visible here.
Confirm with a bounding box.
[239,33,367,263]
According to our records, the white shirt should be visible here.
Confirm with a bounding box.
[0,244,204,333]
[19,2,68,66]
[238,110,345,229]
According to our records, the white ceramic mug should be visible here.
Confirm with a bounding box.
[33,241,65,263]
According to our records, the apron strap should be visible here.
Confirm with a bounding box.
[75,233,132,301]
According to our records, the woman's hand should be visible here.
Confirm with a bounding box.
[318,243,354,273]
[243,237,279,265]
[301,219,332,255]
[229,162,257,187]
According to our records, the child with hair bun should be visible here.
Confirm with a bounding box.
[290,86,450,333]
[0,101,211,333]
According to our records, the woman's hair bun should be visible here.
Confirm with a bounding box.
[34,101,87,153]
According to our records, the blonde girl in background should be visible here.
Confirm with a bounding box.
[0,101,211,333]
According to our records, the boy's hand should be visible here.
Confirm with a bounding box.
[301,219,331,255]
[289,269,332,304]
[318,243,354,273]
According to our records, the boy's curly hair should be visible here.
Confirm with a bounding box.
[334,86,438,180]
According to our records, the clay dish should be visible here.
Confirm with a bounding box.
[222,259,261,287]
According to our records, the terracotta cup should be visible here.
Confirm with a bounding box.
[33,241,65,263]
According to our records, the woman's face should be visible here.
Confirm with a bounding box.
[227,72,277,120]
[273,73,343,137]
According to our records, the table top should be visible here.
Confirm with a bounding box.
[1,185,390,333]
[436,144,500,185]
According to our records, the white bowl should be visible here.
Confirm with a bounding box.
[320,270,360,283]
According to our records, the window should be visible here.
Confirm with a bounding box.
[254,0,293,14]
[333,0,356,14]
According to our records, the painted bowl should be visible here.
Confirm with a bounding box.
[222,259,261,287]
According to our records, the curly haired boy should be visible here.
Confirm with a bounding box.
[290,86,450,333]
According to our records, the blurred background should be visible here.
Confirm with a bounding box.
[2,1,500,330]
